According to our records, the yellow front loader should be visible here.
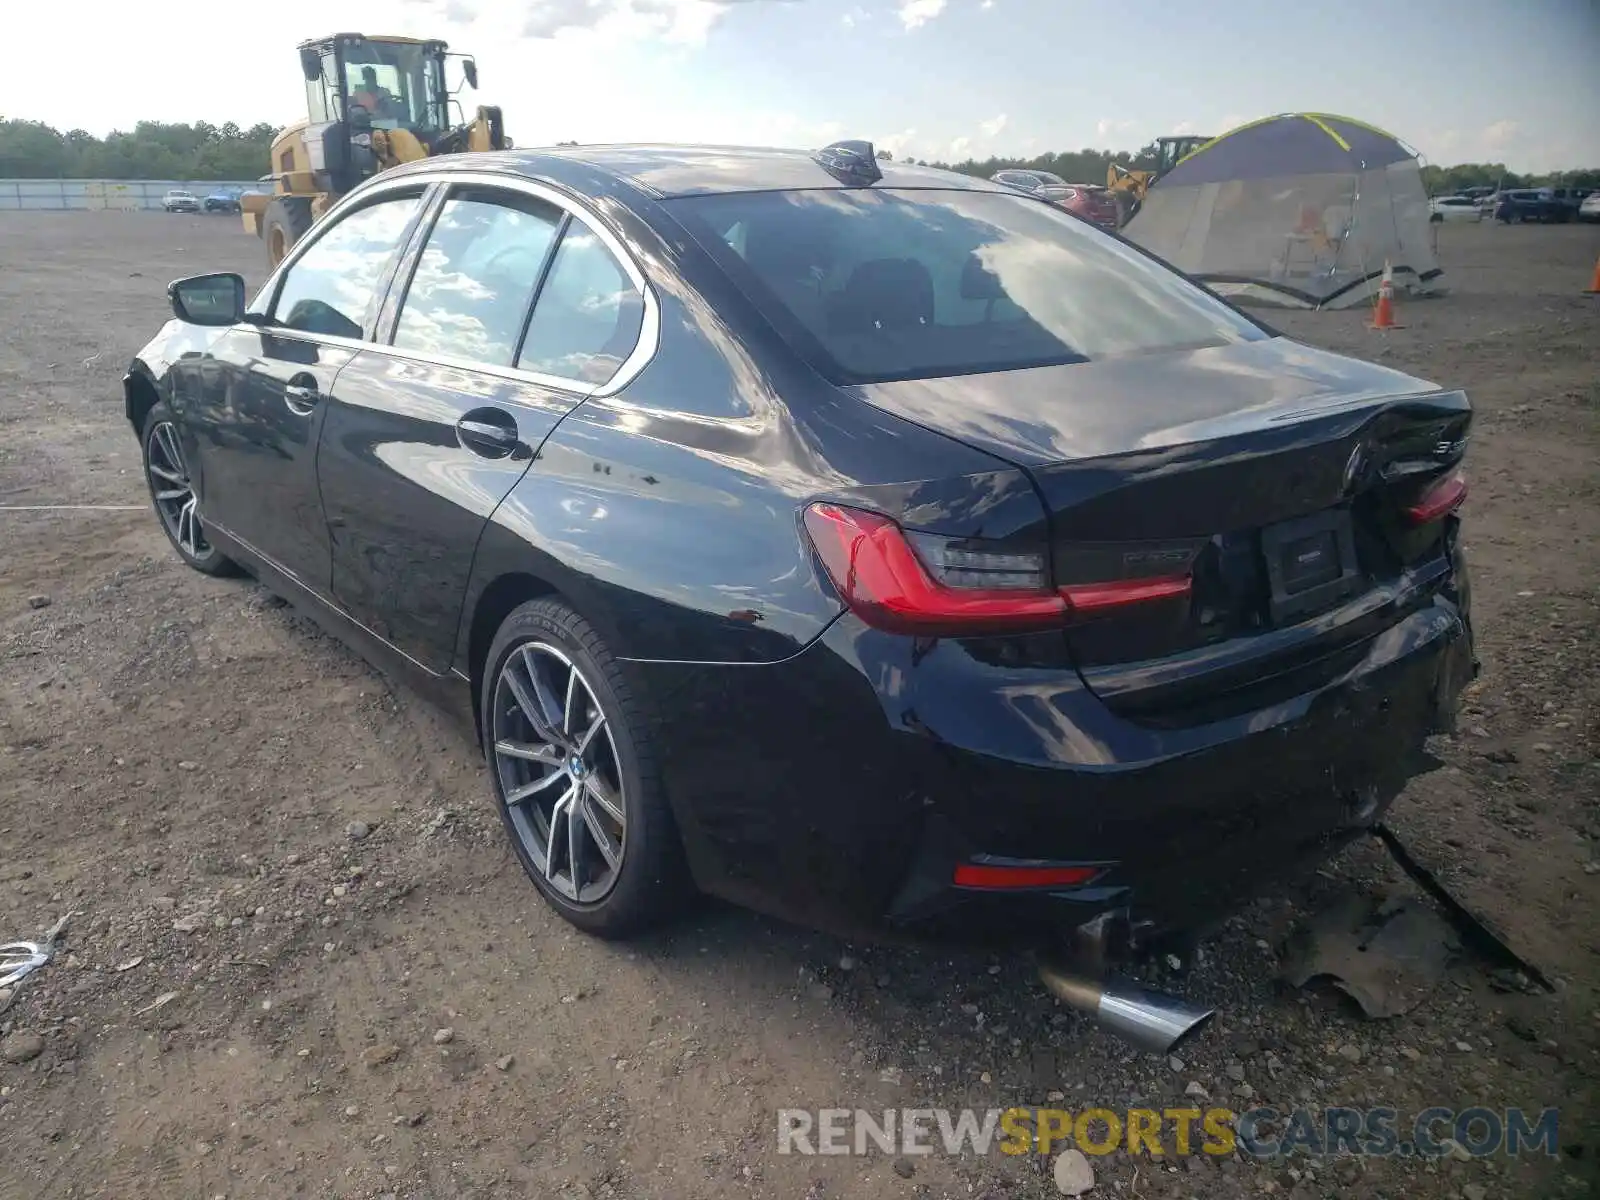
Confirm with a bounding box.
[242,32,510,265]
[1106,134,1212,226]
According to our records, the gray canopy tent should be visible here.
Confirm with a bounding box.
[1125,113,1442,310]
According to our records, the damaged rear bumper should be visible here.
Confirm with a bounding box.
[625,572,1473,949]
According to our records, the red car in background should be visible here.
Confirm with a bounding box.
[991,169,1121,229]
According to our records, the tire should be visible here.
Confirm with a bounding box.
[481,597,690,938]
[262,196,315,268]
[140,401,239,577]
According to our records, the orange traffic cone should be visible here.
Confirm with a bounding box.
[1585,255,1600,294]
[1370,261,1404,329]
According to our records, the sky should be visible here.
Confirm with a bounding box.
[6,0,1598,172]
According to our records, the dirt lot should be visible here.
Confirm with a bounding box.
[0,211,1596,1200]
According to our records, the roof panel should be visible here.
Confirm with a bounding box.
[496,144,1004,197]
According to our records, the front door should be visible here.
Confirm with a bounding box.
[318,181,650,672]
[181,188,429,589]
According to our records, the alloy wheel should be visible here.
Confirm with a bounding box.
[146,421,210,560]
[491,641,627,903]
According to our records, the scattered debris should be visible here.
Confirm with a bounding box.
[1373,823,1556,991]
[433,1027,455,1045]
[115,956,144,972]
[1053,1148,1095,1196]
[0,942,50,989]
[26,595,51,610]
[0,911,74,1012]
[423,809,457,837]
[134,991,180,1016]
[1281,891,1457,1018]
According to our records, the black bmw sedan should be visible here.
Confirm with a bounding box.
[124,141,1476,953]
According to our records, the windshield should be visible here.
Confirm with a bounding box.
[343,41,446,133]
[667,188,1267,385]
[1031,171,1068,186]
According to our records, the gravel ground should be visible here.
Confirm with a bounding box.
[0,211,1597,1200]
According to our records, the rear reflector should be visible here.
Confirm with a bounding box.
[803,502,1193,636]
[953,862,1102,889]
[1404,470,1467,524]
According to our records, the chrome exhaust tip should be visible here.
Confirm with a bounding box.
[1039,959,1216,1055]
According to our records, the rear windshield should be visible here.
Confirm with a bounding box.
[666,188,1266,385]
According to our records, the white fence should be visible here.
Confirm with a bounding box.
[0,179,260,212]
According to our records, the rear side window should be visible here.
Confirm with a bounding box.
[667,188,1266,385]
[272,194,422,339]
[391,188,563,367]
[516,222,645,386]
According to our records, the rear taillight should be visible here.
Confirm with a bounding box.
[953,860,1104,890]
[1404,470,1467,524]
[802,503,1192,636]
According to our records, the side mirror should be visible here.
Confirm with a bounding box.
[169,273,246,327]
[300,47,322,82]
[462,58,478,89]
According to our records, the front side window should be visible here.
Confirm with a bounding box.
[272,194,422,339]
[517,223,645,386]
[391,188,563,366]
[667,188,1266,385]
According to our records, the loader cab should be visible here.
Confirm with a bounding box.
[300,34,454,136]
[1154,135,1211,176]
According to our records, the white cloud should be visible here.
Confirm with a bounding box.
[840,5,869,26]
[948,134,971,160]
[509,0,794,44]
[1482,119,1519,150]
[980,0,994,7]
[1216,113,1247,134]
[1094,117,1133,140]
[980,113,1007,139]
[899,0,946,30]
[1171,120,1197,136]
[877,127,919,159]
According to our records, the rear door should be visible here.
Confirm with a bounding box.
[317,178,651,672]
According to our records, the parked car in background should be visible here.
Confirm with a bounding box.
[161,189,200,214]
[1428,195,1484,222]
[1578,192,1600,223]
[1494,189,1570,223]
[123,144,1476,969]
[204,188,242,214]
[1550,187,1595,221]
[991,169,1120,229]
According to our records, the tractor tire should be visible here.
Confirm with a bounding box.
[262,196,315,268]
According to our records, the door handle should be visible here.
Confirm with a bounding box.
[456,410,520,458]
[284,381,321,413]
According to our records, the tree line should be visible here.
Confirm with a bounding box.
[3,118,1595,192]
[0,120,278,181]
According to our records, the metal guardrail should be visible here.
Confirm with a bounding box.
[0,179,261,212]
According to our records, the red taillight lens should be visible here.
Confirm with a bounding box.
[803,503,1067,635]
[802,503,1193,636]
[1059,574,1194,613]
[1404,470,1467,524]
[953,861,1103,889]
